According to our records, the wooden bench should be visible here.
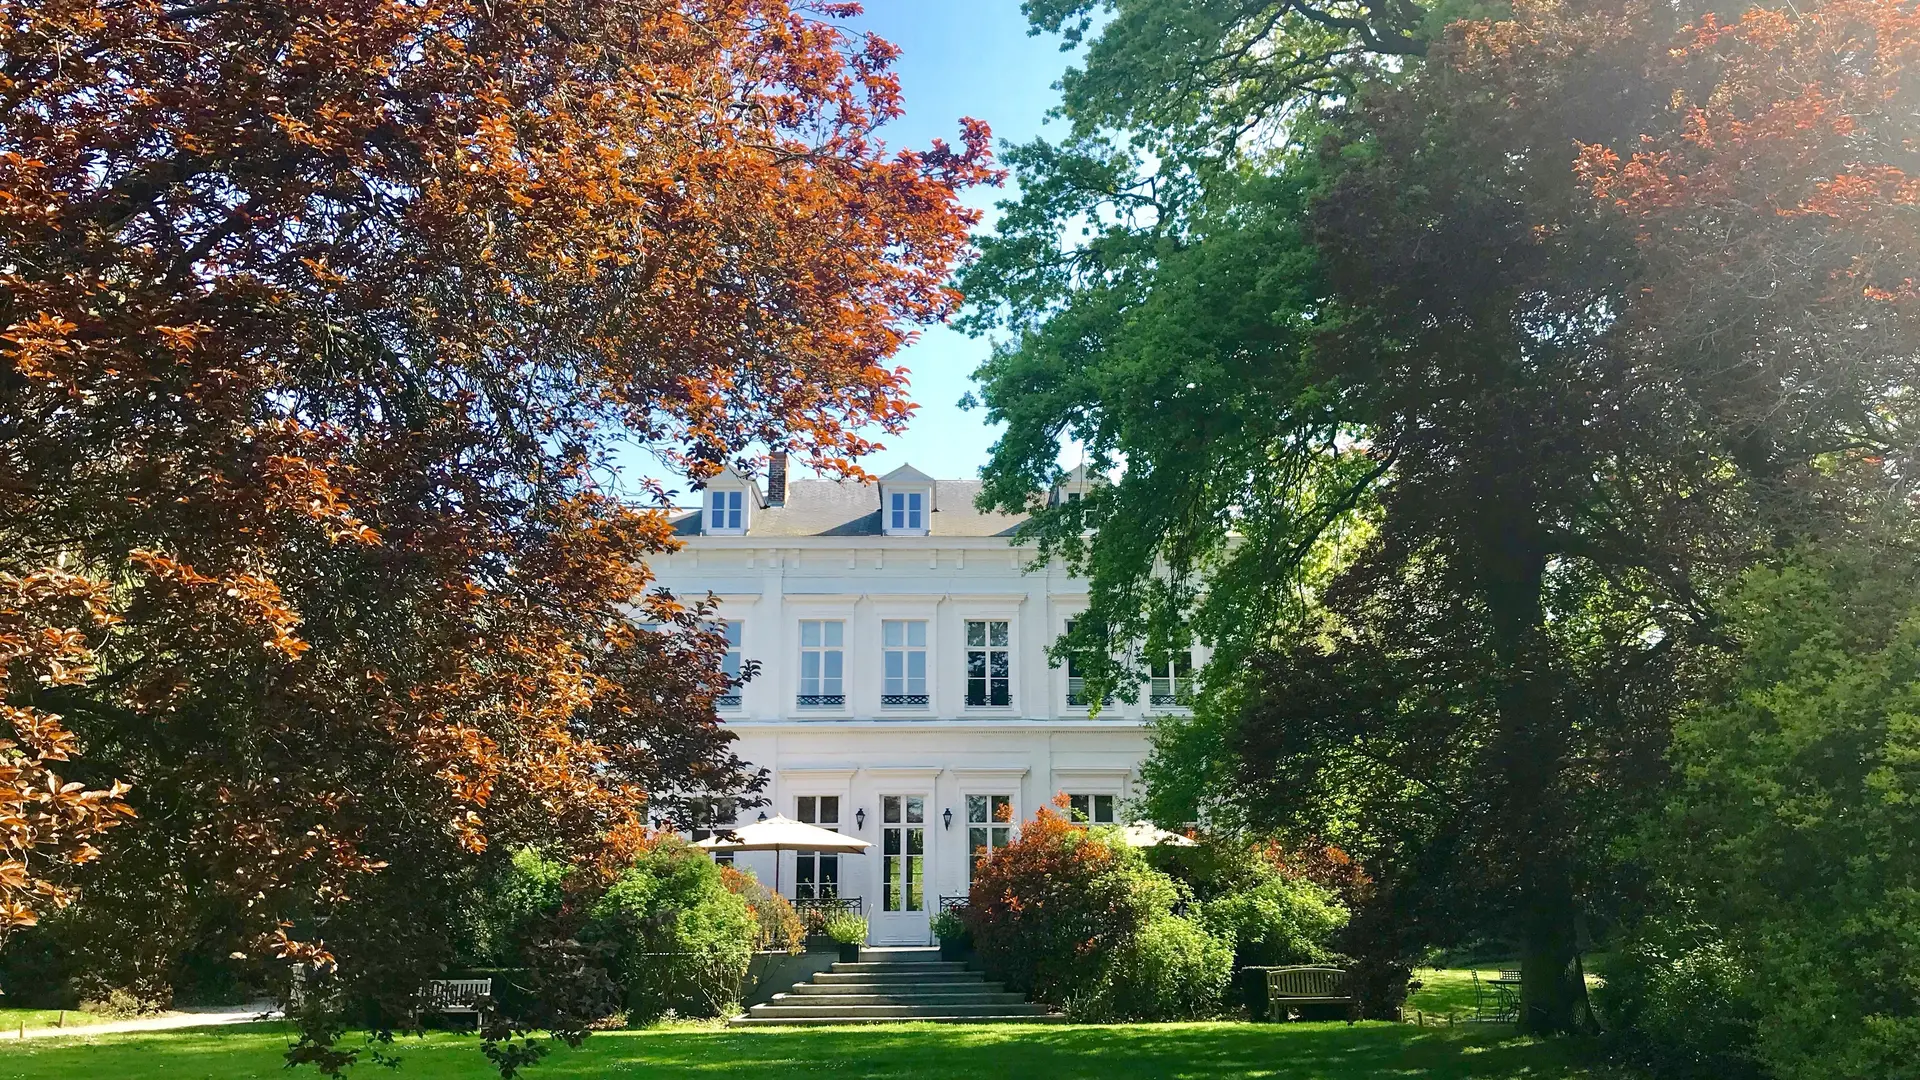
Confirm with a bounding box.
[424,978,492,1029]
[1257,966,1355,1019]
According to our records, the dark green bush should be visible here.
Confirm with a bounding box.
[1067,913,1233,1022]
[583,836,754,1021]
[1598,914,1759,1080]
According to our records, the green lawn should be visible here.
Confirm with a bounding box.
[0,1009,107,1033]
[0,1020,1601,1079]
[1406,967,1607,1023]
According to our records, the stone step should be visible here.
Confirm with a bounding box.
[831,961,969,975]
[728,1013,1068,1027]
[770,991,1027,1007]
[786,980,1006,997]
[856,947,942,962]
[812,970,981,985]
[744,1001,1059,1020]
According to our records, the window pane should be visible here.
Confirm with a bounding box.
[883,829,901,854]
[966,621,985,647]
[906,796,924,824]
[797,796,815,823]
[991,795,1012,822]
[824,622,843,647]
[967,794,987,824]
[907,621,926,647]
[1068,794,1088,821]
[906,652,926,692]
[969,827,988,854]
[820,856,839,894]
[989,621,1009,647]
[820,796,839,824]
[989,652,1009,680]
[883,795,901,824]
[967,652,986,679]
[801,621,821,647]
[886,651,904,683]
[883,620,903,647]
[823,651,842,693]
[1096,795,1115,823]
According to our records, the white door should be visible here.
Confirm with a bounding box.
[873,793,929,944]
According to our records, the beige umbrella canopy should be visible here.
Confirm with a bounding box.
[1119,821,1199,848]
[694,815,871,894]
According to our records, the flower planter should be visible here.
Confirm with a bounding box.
[838,942,861,963]
[938,939,966,962]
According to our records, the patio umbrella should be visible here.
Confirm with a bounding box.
[1119,821,1198,848]
[694,815,870,895]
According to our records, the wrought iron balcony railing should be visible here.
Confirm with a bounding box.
[795,694,845,708]
[881,693,930,707]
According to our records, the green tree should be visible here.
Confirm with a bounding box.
[963,0,1920,1032]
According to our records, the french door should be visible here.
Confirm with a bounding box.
[873,793,929,944]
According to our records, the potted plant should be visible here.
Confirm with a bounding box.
[930,909,971,961]
[823,910,867,963]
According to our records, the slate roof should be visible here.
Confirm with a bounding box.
[673,479,1028,538]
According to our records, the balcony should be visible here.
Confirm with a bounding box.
[796,694,845,709]
[881,693,930,708]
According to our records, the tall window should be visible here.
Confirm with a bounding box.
[1065,619,1112,708]
[794,795,841,900]
[1150,649,1195,707]
[965,619,1011,707]
[686,796,738,865]
[797,620,844,707]
[882,620,928,707]
[707,489,743,532]
[717,621,743,709]
[967,794,1014,882]
[889,491,924,532]
[881,795,925,912]
[1067,793,1116,825]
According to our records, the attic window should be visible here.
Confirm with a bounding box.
[707,488,745,534]
[889,491,924,532]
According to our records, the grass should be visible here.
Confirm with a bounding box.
[1406,966,1608,1024]
[0,1009,107,1033]
[0,1019,1603,1079]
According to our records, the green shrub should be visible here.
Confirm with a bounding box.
[930,909,965,942]
[459,848,570,966]
[1599,914,1759,1080]
[822,910,868,947]
[1068,914,1234,1022]
[1196,874,1347,968]
[1627,554,1920,1080]
[583,836,754,1021]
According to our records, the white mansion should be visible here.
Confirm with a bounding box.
[649,458,1200,945]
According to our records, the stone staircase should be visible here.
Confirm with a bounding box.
[729,947,1065,1027]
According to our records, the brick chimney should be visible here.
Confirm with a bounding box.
[767,451,788,506]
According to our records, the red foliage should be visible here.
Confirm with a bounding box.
[0,0,995,1047]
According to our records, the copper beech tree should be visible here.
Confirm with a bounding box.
[0,0,994,1068]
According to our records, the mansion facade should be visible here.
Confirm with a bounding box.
[648,458,1199,945]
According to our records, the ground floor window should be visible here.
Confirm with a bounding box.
[1067,793,1117,825]
[967,794,1015,882]
[794,794,841,900]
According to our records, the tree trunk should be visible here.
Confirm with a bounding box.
[1480,520,1591,1034]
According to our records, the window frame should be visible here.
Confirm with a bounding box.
[881,618,930,709]
[793,795,842,901]
[965,793,1016,883]
[717,620,744,710]
[797,619,846,709]
[1149,647,1197,709]
[1066,793,1118,825]
[706,488,746,534]
[963,618,1013,709]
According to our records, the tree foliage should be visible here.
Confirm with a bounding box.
[1,0,993,1070]
[963,0,1920,1035]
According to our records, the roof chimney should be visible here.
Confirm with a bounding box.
[767,451,788,506]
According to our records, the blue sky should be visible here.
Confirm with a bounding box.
[818,2,1074,482]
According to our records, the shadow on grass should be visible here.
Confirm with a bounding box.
[0,1020,1600,1080]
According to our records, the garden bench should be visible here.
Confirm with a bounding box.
[1256,966,1355,1018]
[424,978,492,1029]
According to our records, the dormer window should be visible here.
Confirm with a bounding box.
[707,489,745,534]
[889,491,924,533]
